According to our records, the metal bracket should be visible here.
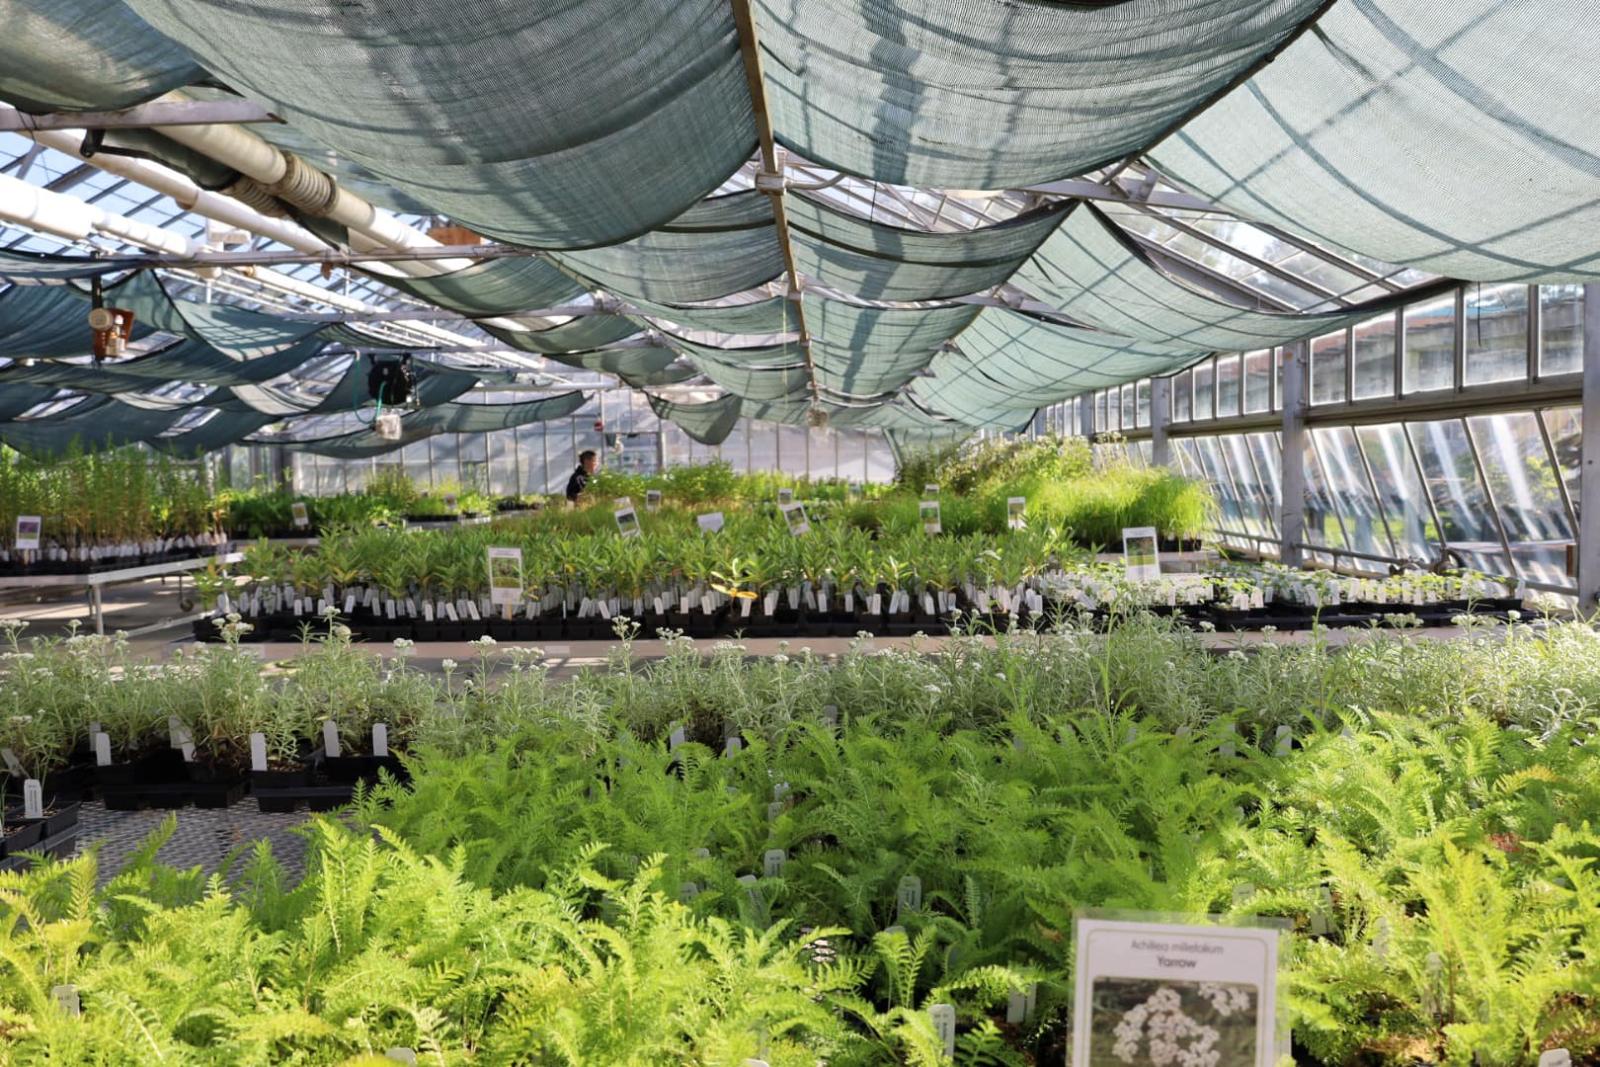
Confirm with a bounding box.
[754,171,786,193]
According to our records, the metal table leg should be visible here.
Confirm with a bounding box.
[90,583,104,636]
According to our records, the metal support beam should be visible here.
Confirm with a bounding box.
[1279,342,1309,568]
[1024,177,1223,213]
[0,99,280,132]
[728,0,818,402]
[1078,390,1095,439]
[1578,283,1600,608]
[1149,376,1171,467]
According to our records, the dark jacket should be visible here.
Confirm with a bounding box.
[565,465,589,502]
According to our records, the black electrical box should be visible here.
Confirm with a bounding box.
[366,355,414,405]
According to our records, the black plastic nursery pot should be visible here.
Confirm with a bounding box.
[0,818,45,858]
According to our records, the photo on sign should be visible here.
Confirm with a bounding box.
[615,505,641,538]
[697,511,724,533]
[778,487,794,506]
[645,489,661,512]
[14,515,41,550]
[486,547,524,605]
[290,501,310,529]
[1007,496,1027,530]
[919,500,942,535]
[781,502,810,536]
[1088,977,1257,1066]
[1122,526,1160,582]
[923,483,939,498]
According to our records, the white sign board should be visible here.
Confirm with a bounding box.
[14,515,41,551]
[781,502,810,537]
[1007,496,1027,531]
[1073,916,1282,1067]
[697,511,724,533]
[1123,526,1161,582]
[848,482,863,501]
[645,489,661,512]
[486,546,524,606]
[290,501,310,529]
[919,499,942,535]
[777,487,794,506]
[614,502,641,538]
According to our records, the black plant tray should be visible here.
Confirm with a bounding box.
[319,754,408,786]
[0,824,79,871]
[253,784,354,813]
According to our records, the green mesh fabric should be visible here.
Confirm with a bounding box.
[1015,206,1389,351]
[673,340,812,402]
[149,411,278,456]
[757,0,1326,187]
[1151,1,1600,282]
[0,285,155,358]
[907,371,1037,430]
[630,295,794,337]
[126,0,756,248]
[552,193,784,303]
[486,316,643,355]
[0,398,185,457]
[99,273,327,359]
[786,195,1067,302]
[647,393,742,445]
[0,385,58,420]
[0,337,328,393]
[807,300,979,397]
[0,0,201,112]
[0,250,149,283]
[288,390,586,458]
[381,257,585,318]
[544,346,693,389]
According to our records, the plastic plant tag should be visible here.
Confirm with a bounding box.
[767,800,784,822]
[1005,983,1038,1024]
[93,733,111,766]
[763,848,786,877]
[1220,722,1237,759]
[848,482,863,500]
[442,491,458,514]
[0,748,20,776]
[668,723,686,750]
[1539,1051,1572,1067]
[691,847,711,860]
[923,483,940,499]
[1072,914,1284,1067]
[14,515,41,551]
[822,704,838,731]
[1274,726,1292,756]
[897,875,922,917]
[1309,887,1334,936]
[697,511,724,533]
[23,779,42,820]
[679,881,700,902]
[920,499,942,535]
[386,1050,418,1066]
[249,733,268,772]
[928,1004,956,1059]
[1122,526,1160,582]
[780,502,810,536]
[614,502,641,538]
[51,984,80,1016]
[646,489,661,512]
[773,781,791,801]
[724,735,743,755]
[1007,496,1027,530]
[322,719,342,759]
[290,501,310,529]
[777,487,793,505]
[373,723,389,758]
[480,545,524,607]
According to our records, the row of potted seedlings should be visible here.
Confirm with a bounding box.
[0,531,232,577]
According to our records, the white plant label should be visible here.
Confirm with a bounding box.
[780,502,810,537]
[486,546,524,606]
[669,723,686,750]
[322,719,342,759]
[920,500,942,535]
[1123,526,1161,582]
[93,733,111,766]
[465,599,481,621]
[249,733,268,772]
[724,735,743,755]
[442,492,458,513]
[697,511,724,533]
[23,779,43,820]
[923,483,940,499]
[51,984,80,1016]
[763,848,786,877]
[373,723,389,758]
[386,1050,418,1066]
[443,601,459,622]
[929,1004,956,1059]
[614,503,641,539]
[290,501,310,529]
[1006,983,1038,1025]
[897,875,922,917]
[0,747,21,776]
[645,489,661,512]
[777,487,793,506]
[14,515,41,551]
[1072,916,1282,1067]
[1007,496,1027,530]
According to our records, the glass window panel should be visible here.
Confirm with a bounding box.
[487,430,518,496]
[1095,390,1108,432]
[748,422,778,472]
[1353,424,1436,563]
[778,425,808,475]
[1310,330,1348,405]
[544,427,575,494]
[1193,436,1245,535]
[1136,379,1151,428]
[1351,312,1396,400]
[1539,285,1584,376]
[1463,284,1529,386]
[1246,432,1282,542]
[720,423,750,473]
[401,441,432,489]
[1312,426,1393,558]
[1171,437,1202,481]
[1407,419,1512,578]
[1216,355,1241,417]
[1243,351,1271,413]
[1404,295,1456,393]
[1467,412,1573,587]
[1301,438,1348,555]
[1542,406,1582,516]
[1120,384,1135,430]
[1222,433,1273,538]
[1193,362,1214,420]
[807,426,835,479]
[866,432,896,482]
[1172,370,1192,422]
[1132,439,1152,467]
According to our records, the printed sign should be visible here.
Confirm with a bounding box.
[14,515,41,551]
[848,482,863,501]
[697,511,725,533]
[781,502,810,536]
[1073,915,1282,1067]
[442,492,458,513]
[614,500,641,539]
[290,501,310,529]
[777,487,794,506]
[1007,497,1027,531]
[1123,526,1160,582]
[923,483,939,499]
[486,546,524,606]
[645,489,662,512]
[920,499,942,535]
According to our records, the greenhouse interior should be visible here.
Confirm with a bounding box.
[0,1,1598,1064]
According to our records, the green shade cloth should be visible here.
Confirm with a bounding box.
[149,411,279,456]
[287,390,587,457]
[786,195,1067,302]
[1015,206,1391,351]
[552,192,784,303]
[0,0,202,112]
[647,393,742,445]
[381,257,585,318]
[544,346,695,389]
[757,0,1326,187]
[807,300,980,397]
[1150,0,1600,281]
[681,342,813,403]
[631,295,794,337]
[127,0,757,248]
[0,249,151,283]
[0,337,330,393]
[0,384,59,420]
[486,316,643,356]
[0,397,184,456]
[0,285,156,358]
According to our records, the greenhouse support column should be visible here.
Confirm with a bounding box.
[1149,377,1171,468]
[1578,283,1600,607]
[1078,395,1094,439]
[1279,342,1308,568]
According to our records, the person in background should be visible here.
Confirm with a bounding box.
[565,449,597,503]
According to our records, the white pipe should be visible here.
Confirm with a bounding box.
[0,172,195,254]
